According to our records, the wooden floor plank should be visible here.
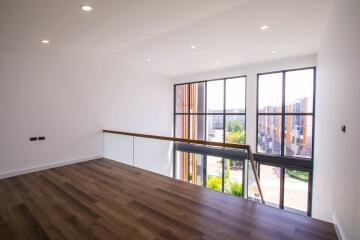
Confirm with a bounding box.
[0,158,338,240]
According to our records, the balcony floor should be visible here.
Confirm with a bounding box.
[0,158,337,240]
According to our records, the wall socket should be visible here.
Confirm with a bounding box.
[29,136,46,141]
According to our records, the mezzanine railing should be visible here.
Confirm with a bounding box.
[103,129,265,204]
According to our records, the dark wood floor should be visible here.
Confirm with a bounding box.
[0,158,337,240]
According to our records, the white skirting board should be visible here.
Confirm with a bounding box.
[332,213,345,240]
[0,155,103,180]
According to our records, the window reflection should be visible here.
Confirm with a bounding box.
[285,69,314,113]
[206,156,223,192]
[190,82,205,113]
[258,73,283,113]
[284,169,309,215]
[284,115,313,158]
[225,115,245,144]
[175,84,189,113]
[207,80,224,113]
[224,159,243,196]
[260,165,281,207]
[207,115,224,142]
[257,115,282,155]
[226,77,246,113]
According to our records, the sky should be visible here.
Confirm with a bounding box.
[180,68,313,113]
[259,69,314,111]
[207,77,246,112]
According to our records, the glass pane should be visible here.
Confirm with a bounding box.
[190,153,205,186]
[226,77,246,113]
[225,115,245,144]
[206,156,223,192]
[284,115,313,158]
[207,80,224,113]
[257,115,282,155]
[190,82,205,113]
[175,151,189,181]
[190,115,205,140]
[285,69,314,113]
[207,115,224,142]
[260,165,281,207]
[175,115,188,139]
[175,84,189,113]
[258,73,283,113]
[247,160,261,202]
[224,159,243,197]
[284,169,309,215]
[133,138,174,177]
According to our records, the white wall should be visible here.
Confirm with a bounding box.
[313,0,360,239]
[0,52,173,178]
[102,58,173,136]
[102,57,174,176]
[0,52,104,178]
[174,54,316,150]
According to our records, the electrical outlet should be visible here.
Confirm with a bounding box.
[341,126,346,133]
[29,137,37,141]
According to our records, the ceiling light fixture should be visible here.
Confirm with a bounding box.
[40,39,50,44]
[260,25,269,30]
[81,5,93,12]
[272,50,277,54]
[190,45,196,49]
[146,58,152,62]
[215,61,220,64]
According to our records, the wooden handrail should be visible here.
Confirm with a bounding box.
[103,130,250,150]
[103,129,265,204]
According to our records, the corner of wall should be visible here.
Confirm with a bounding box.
[332,213,346,240]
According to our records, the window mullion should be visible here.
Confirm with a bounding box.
[222,79,226,192]
[188,84,190,140]
[280,167,285,209]
[281,71,286,157]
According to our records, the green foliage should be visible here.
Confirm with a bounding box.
[226,119,243,132]
[208,161,243,196]
[286,170,309,181]
[226,131,245,144]
[225,181,243,196]
[225,159,230,180]
[207,176,222,192]
[226,119,245,144]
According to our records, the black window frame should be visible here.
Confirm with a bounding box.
[173,75,247,196]
[255,66,316,216]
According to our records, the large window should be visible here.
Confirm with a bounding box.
[256,67,315,216]
[175,76,246,143]
[174,76,246,196]
[257,68,315,158]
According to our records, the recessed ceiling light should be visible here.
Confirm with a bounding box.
[146,58,152,62]
[81,5,93,12]
[260,25,269,30]
[40,39,50,44]
[272,50,277,54]
[190,45,196,49]
[215,61,220,64]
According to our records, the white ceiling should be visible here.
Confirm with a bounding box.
[0,0,245,54]
[0,0,332,76]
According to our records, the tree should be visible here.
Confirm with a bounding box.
[226,119,245,144]
[226,131,245,144]
[225,182,242,196]
[207,176,222,192]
